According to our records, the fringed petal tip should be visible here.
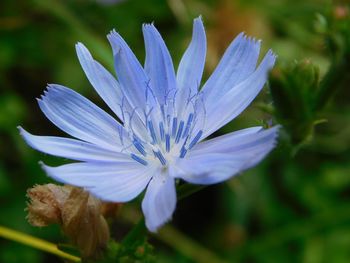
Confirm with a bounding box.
[107,29,123,42]
[75,42,85,50]
[267,125,281,148]
[106,30,123,54]
[266,49,278,64]
[194,15,203,22]
[142,22,155,29]
[36,84,63,104]
[40,83,65,97]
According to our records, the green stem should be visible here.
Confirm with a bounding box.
[0,226,80,262]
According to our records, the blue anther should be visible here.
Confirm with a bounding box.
[182,113,194,139]
[175,121,184,143]
[188,130,203,149]
[153,150,167,165]
[133,139,146,156]
[171,117,178,138]
[159,121,165,141]
[165,134,170,152]
[131,154,148,166]
[147,120,157,144]
[179,146,187,158]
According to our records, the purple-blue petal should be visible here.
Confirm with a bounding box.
[201,50,276,138]
[176,16,206,117]
[42,162,155,202]
[142,172,176,232]
[107,30,157,110]
[19,127,130,163]
[143,23,177,105]
[38,84,128,151]
[174,126,279,184]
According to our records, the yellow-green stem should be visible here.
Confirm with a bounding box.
[0,225,80,262]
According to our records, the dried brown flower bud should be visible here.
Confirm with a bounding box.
[27,184,110,259]
[26,184,70,226]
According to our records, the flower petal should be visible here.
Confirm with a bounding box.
[142,173,176,232]
[38,84,128,151]
[75,43,128,122]
[190,126,263,154]
[107,30,157,110]
[174,126,279,184]
[42,162,155,202]
[19,127,130,162]
[143,23,177,105]
[202,50,276,137]
[172,154,244,185]
[201,33,261,106]
[76,43,147,138]
[176,17,206,117]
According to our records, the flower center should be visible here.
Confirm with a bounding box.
[130,112,203,166]
[123,89,206,167]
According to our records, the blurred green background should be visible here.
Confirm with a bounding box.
[1,0,350,262]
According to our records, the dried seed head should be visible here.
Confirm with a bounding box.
[26,184,110,259]
[26,184,70,226]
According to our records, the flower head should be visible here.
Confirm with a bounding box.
[19,17,278,232]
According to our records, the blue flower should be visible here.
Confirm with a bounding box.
[19,17,278,232]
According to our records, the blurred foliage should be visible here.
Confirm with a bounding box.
[270,60,321,146]
[1,0,350,262]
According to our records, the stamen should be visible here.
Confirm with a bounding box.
[132,138,146,156]
[165,134,170,152]
[153,150,167,165]
[182,113,194,139]
[159,121,165,141]
[188,130,203,149]
[179,146,187,158]
[175,121,184,143]
[147,120,157,144]
[131,153,148,166]
[171,117,178,138]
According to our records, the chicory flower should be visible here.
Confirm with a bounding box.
[19,17,278,232]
